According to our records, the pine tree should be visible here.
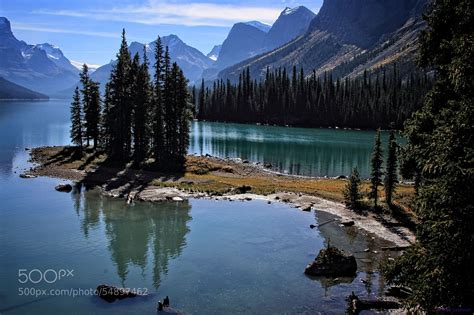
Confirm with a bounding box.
[80,64,91,147]
[382,0,474,310]
[343,167,362,210]
[369,129,383,208]
[86,80,101,149]
[384,129,398,205]
[132,49,152,163]
[152,36,165,165]
[70,86,83,150]
[176,67,190,169]
[107,29,132,162]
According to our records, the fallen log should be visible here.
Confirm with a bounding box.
[348,292,401,314]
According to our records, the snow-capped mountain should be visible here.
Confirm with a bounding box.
[0,17,79,95]
[263,6,316,50]
[206,45,222,61]
[244,21,271,33]
[202,6,315,79]
[90,34,213,89]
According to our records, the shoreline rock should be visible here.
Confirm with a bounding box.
[305,246,357,277]
[55,183,72,193]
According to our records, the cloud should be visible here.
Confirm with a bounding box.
[34,1,283,27]
[12,23,119,38]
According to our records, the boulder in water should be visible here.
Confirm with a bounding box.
[55,184,72,193]
[304,246,357,277]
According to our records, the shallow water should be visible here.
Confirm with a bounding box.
[0,100,395,314]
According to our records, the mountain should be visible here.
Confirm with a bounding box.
[218,0,427,82]
[202,6,315,80]
[263,6,316,51]
[214,23,268,70]
[0,77,49,100]
[89,35,212,91]
[244,21,271,33]
[207,45,222,61]
[0,17,79,95]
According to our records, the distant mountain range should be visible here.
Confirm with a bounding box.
[1,0,429,99]
[0,17,79,95]
[0,76,49,100]
[204,6,316,79]
[218,0,428,82]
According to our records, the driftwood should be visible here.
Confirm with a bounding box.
[348,292,401,314]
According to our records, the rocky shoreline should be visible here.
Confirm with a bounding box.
[26,146,415,247]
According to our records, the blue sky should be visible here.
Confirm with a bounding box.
[1,0,323,67]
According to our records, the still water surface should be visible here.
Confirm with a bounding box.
[0,100,394,314]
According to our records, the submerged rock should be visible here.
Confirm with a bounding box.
[96,284,137,303]
[55,184,72,193]
[304,246,357,277]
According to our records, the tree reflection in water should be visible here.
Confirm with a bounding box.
[72,184,191,288]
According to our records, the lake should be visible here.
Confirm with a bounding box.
[0,100,394,314]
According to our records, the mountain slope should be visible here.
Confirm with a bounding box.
[215,23,268,70]
[0,17,79,95]
[0,77,49,100]
[203,6,316,80]
[218,0,427,82]
[263,6,316,51]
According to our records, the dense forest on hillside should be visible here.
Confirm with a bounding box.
[195,65,431,129]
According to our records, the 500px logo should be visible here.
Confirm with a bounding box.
[18,269,74,284]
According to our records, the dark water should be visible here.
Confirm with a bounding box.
[0,100,395,314]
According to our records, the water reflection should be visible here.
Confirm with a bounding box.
[73,187,191,288]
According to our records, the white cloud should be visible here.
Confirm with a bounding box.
[12,23,119,38]
[35,1,283,27]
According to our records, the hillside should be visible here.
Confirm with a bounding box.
[218,0,427,82]
[0,77,49,100]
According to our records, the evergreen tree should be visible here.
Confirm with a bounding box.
[132,49,152,163]
[382,0,474,310]
[70,86,83,149]
[384,129,398,205]
[176,66,190,169]
[343,167,362,210]
[369,129,383,208]
[86,80,101,148]
[107,29,132,162]
[80,64,91,147]
[152,36,165,165]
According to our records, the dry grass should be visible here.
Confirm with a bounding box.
[32,146,415,211]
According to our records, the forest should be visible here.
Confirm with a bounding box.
[195,65,431,130]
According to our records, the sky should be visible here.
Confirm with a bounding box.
[0,0,323,67]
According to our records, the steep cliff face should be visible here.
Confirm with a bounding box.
[263,6,316,51]
[217,0,428,83]
[310,0,419,48]
[215,23,268,70]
